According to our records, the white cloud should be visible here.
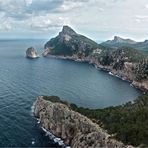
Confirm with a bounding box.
[0,17,13,31]
[0,0,148,40]
[145,4,148,9]
[135,19,141,23]
[58,1,83,12]
[135,15,148,19]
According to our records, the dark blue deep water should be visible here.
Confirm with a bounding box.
[0,39,141,147]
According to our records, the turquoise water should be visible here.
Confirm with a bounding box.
[0,39,141,147]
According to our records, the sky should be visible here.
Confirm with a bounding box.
[0,0,148,41]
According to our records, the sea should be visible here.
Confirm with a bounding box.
[0,39,141,147]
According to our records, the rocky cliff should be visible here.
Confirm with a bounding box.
[26,47,39,58]
[34,96,133,148]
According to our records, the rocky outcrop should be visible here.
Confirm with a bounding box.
[132,80,148,92]
[34,96,133,148]
[26,47,39,58]
[43,25,99,56]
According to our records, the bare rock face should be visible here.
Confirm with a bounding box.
[26,47,39,58]
[34,96,133,148]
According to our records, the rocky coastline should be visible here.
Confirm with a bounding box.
[34,96,133,148]
[44,54,147,92]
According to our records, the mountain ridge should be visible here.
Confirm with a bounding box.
[102,36,148,52]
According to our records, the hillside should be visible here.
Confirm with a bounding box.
[35,96,133,148]
[36,95,148,147]
[101,36,148,52]
[43,26,103,56]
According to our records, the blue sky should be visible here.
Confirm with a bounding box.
[0,0,148,41]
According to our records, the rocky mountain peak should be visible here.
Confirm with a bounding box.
[113,36,136,44]
[114,36,123,42]
[60,25,77,36]
[144,40,148,43]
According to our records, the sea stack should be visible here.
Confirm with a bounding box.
[26,47,39,59]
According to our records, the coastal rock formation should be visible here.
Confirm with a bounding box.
[43,25,100,56]
[34,96,133,148]
[26,47,39,58]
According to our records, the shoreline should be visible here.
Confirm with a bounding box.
[44,54,147,93]
[34,96,133,148]
[32,101,70,148]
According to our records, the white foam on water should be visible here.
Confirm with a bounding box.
[32,141,35,145]
[41,127,71,147]
[30,101,36,116]
[37,119,40,124]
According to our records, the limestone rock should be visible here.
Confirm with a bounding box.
[26,47,39,59]
[34,96,133,148]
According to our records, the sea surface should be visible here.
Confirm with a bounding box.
[0,39,141,147]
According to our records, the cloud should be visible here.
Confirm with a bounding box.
[29,15,71,31]
[145,4,148,9]
[0,0,148,40]
[0,17,13,31]
[57,1,83,12]
[135,15,148,19]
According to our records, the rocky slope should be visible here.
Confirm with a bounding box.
[26,47,39,58]
[43,26,148,92]
[102,36,148,52]
[43,25,104,57]
[34,96,133,148]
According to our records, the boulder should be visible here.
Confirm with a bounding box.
[26,47,39,59]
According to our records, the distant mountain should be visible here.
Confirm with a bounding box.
[101,36,148,52]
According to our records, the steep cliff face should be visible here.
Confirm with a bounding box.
[34,96,133,148]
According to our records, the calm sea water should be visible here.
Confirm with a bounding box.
[0,39,141,147]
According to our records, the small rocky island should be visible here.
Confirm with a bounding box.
[34,96,137,148]
[26,47,39,59]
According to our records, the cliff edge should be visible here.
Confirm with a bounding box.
[34,96,133,148]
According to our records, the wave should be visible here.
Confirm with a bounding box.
[41,127,68,147]
[31,101,70,147]
[31,101,37,116]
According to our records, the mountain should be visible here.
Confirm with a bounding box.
[43,26,103,56]
[101,36,148,52]
[105,36,136,45]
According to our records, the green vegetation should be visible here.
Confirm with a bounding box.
[135,60,148,81]
[43,94,148,147]
[43,96,68,105]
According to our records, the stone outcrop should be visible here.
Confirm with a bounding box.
[43,25,99,56]
[26,47,39,58]
[132,80,148,92]
[34,96,133,148]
